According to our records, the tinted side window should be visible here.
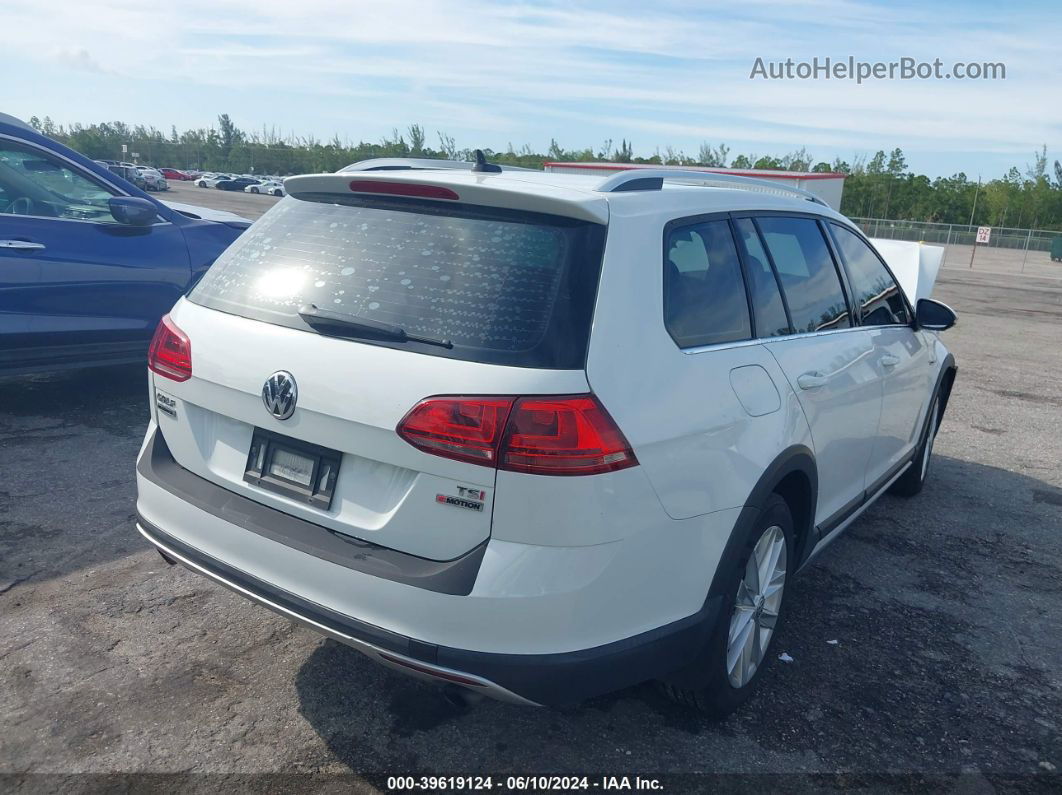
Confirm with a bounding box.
[831,224,910,326]
[664,219,751,347]
[758,217,850,333]
[734,218,791,337]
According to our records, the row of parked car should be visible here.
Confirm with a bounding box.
[94,161,286,197]
[95,160,170,192]
[193,173,285,196]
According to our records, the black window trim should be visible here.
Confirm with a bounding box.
[824,220,915,328]
[739,215,794,336]
[813,216,858,329]
[661,211,756,350]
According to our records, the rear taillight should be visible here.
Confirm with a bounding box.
[397,397,514,466]
[501,396,637,475]
[397,394,637,476]
[147,314,192,382]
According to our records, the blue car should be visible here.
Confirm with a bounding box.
[0,113,250,375]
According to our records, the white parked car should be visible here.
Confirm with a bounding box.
[136,160,957,714]
[194,173,230,188]
[136,167,168,192]
[245,179,284,197]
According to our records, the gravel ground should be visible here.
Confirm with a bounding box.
[0,263,1059,792]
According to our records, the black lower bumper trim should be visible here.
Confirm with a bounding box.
[137,514,721,706]
[138,514,429,657]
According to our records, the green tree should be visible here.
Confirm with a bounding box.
[407,124,426,156]
[753,155,783,169]
[24,115,1062,230]
[697,142,729,167]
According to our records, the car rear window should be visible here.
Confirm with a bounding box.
[188,194,606,369]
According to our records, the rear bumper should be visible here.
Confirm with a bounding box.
[137,513,721,706]
[136,516,537,704]
[135,425,733,705]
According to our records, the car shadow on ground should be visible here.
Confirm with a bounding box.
[0,365,149,589]
[0,363,148,435]
[292,452,1062,782]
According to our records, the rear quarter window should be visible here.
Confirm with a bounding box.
[188,195,605,369]
[664,219,752,348]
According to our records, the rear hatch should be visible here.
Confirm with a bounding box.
[153,177,607,561]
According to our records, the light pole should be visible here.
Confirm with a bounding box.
[968,175,981,226]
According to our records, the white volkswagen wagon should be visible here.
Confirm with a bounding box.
[135,159,957,715]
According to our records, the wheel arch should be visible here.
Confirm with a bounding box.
[664,444,818,691]
[705,444,818,603]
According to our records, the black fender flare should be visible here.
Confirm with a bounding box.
[933,352,958,422]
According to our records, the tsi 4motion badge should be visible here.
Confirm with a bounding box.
[436,486,487,512]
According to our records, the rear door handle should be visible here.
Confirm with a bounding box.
[881,354,900,369]
[797,371,829,390]
[0,240,46,251]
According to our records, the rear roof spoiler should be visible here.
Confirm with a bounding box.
[284,173,609,224]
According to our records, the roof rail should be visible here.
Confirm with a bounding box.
[595,169,829,206]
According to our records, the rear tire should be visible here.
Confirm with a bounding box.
[889,393,939,498]
[658,493,794,717]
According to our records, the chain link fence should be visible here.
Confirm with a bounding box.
[851,218,1062,277]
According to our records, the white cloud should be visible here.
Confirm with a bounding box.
[3,0,1060,174]
[52,48,112,74]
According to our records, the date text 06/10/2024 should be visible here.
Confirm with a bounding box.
[386,776,664,791]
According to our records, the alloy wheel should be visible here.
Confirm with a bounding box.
[727,525,787,688]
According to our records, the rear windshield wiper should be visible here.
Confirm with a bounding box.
[297,304,453,349]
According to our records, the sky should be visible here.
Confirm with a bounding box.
[4,0,1060,179]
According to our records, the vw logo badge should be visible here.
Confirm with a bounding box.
[262,371,297,420]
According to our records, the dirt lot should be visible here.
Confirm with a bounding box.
[0,215,1060,789]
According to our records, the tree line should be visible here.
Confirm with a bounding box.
[27,114,1062,231]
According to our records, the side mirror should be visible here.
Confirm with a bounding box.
[109,196,158,226]
[916,298,957,331]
